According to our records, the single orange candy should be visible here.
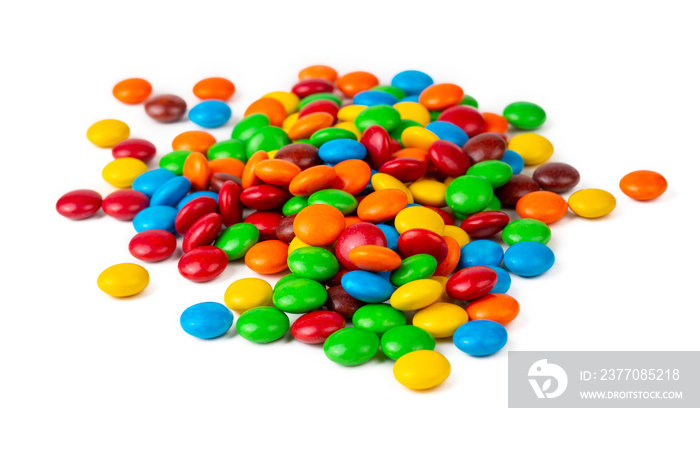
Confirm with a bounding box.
[287,112,335,140]
[357,189,408,223]
[293,204,346,246]
[482,112,509,133]
[434,236,460,277]
[172,131,216,153]
[241,151,268,189]
[516,191,568,224]
[344,216,363,229]
[419,83,464,111]
[254,159,302,187]
[245,98,287,127]
[336,71,379,97]
[331,159,371,195]
[348,245,402,272]
[619,170,667,200]
[193,77,235,100]
[393,148,429,163]
[244,240,289,274]
[466,293,520,325]
[183,152,211,192]
[209,157,245,178]
[113,78,152,104]
[299,65,338,82]
[289,165,337,197]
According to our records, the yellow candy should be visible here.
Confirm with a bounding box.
[102,157,148,188]
[409,179,447,207]
[393,350,451,390]
[337,105,367,122]
[264,91,300,115]
[224,278,273,313]
[413,302,469,338]
[87,119,130,148]
[267,150,277,158]
[390,279,442,311]
[282,112,299,132]
[333,121,361,139]
[97,263,149,297]
[394,206,444,235]
[442,225,469,247]
[507,133,554,165]
[401,126,439,151]
[429,276,454,303]
[371,173,414,203]
[568,188,616,218]
[288,236,333,254]
[393,102,431,126]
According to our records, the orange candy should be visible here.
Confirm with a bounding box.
[419,83,464,111]
[482,112,509,133]
[289,165,337,197]
[254,159,302,187]
[287,112,335,140]
[182,152,211,192]
[331,159,371,195]
[245,98,286,127]
[348,245,402,272]
[357,189,408,223]
[208,157,245,178]
[344,216,363,229]
[244,240,289,274]
[336,71,379,97]
[193,77,235,100]
[516,191,568,224]
[293,204,345,246]
[466,293,520,325]
[113,78,152,104]
[434,236,460,277]
[298,65,338,82]
[393,148,429,163]
[241,151,268,189]
[619,170,667,200]
[172,131,216,153]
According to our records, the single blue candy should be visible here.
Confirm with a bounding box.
[487,266,511,294]
[458,240,504,268]
[353,90,398,107]
[132,168,176,198]
[376,224,400,252]
[188,100,232,128]
[341,271,394,303]
[180,302,233,339]
[177,191,218,210]
[453,320,508,356]
[425,121,469,147]
[503,241,555,277]
[318,139,367,164]
[150,176,191,207]
[391,70,434,96]
[501,149,524,175]
[398,95,420,103]
[133,206,178,234]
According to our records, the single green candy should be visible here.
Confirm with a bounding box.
[503,101,546,130]
[323,328,380,366]
[309,127,357,147]
[429,110,441,121]
[467,161,513,188]
[453,210,467,221]
[294,138,312,145]
[159,150,191,175]
[299,93,342,109]
[274,273,297,291]
[214,223,259,260]
[389,254,438,287]
[461,94,479,108]
[235,306,290,343]
[445,175,494,215]
[380,325,435,361]
[308,189,358,215]
[372,85,406,100]
[355,105,402,132]
[389,119,422,146]
[352,304,406,336]
[232,114,270,143]
[283,196,308,216]
[482,195,501,212]
[502,219,551,245]
[272,277,327,313]
[245,126,291,158]
[287,247,339,282]
[207,138,246,162]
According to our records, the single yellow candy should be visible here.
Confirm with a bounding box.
[507,133,554,165]
[413,302,469,338]
[394,206,445,235]
[87,119,130,148]
[409,179,447,207]
[393,102,431,126]
[102,157,148,188]
[393,350,451,390]
[267,150,277,158]
[97,263,149,297]
[282,112,299,132]
[224,278,273,313]
[337,105,367,122]
[264,91,300,115]
[442,225,469,247]
[371,173,414,203]
[390,279,443,311]
[429,276,454,303]
[568,188,616,218]
[401,126,439,151]
[287,236,333,254]
[333,121,362,139]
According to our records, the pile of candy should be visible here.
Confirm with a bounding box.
[56,66,668,390]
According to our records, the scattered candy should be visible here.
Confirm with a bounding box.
[393,350,450,390]
[97,263,149,297]
[619,170,667,200]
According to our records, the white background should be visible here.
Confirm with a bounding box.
[2,1,699,464]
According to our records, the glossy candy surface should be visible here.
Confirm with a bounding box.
[145,95,187,123]
[56,189,102,220]
[460,211,509,238]
[507,133,553,165]
[453,320,507,356]
[341,271,394,303]
[466,294,520,325]
[291,310,345,344]
[102,189,149,220]
[381,325,436,360]
[288,247,339,281]
[336,71,379,97]
[458,239,504,268]
[182,212,222,253]
[494,175,540,207]
[294,204,345,246]
[503,241,555,277]
[393,350,450,390]
[352,304,406,335]
[129,229,177,262]
[97,263,149,297]
[133,168,176,197]
[150,176,191,207]
[348,245,402,272]
[568,189,616,218]
[324,285,363,319]
[87,119,130,148]
[193,77,235,100]
[445,175,493,214]
[102,158,148,188]
[502,219,551,245]
[391,70,433,96]
[112,139,156,163]
[389,254,437,287]
[245,240,289,274]
[390,279,443,311]
[178,246,228,282]
[215,223,260,260]
[188,100,232,128]
[413,302,469,339]
[324,328,379,366]
[133,206,178,234]
[224,278,273,313]
[113,78,152,104]
[503,101,546,130]
[397,228,448,263]
[532,162,580,193]
[516,191,568,224]
[180,302,233,339]
[419,83,463,110]
[236,306,289,343]
[446,266,497,301]
[619,170,667,200]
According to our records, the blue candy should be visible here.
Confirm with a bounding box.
[177,191,218,210]
[453,320,508,356]
[487,266,512,294]
[133,206,178,234]
[377,224,400,252]
[353,90,398,107]
[391,70,434,96]
[150,176,191,207]
[458,240,504,268]
[503,241,555,277]
[341,271,394,303]
[132,168,176,198]
[188,100,232,128]
[318,139,367,164]
[501,149,524,175]
[180,302,233,339]
[425,121,469,147]
[398,95,420,103]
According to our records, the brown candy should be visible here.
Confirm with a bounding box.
[324,285,363,319]
[275,214,297,243]
[274,143,321,170]
[209,173,241,193]
[145,94,187,123]
[532,162,580,193]
[494,174,540,207]
[463,132,506,164]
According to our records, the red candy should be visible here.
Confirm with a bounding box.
[438,105,485,137]
[446,266,498,301]
[101,189,149,221]
[335,222,387,271]
[218,181,243,227]
[460,211,510,238]
[128,229,177,262]
[183,212,223,253]
[174,196,219,236]
[428,140,470,178]
[56,189,102,220]
[244,211,285,241]
[379,158,427,182]
[291,310,346,344]
[298,99,339,120]
[178,246,228,282]
[292,79,334,98]
[239,185,289,210]
[397,228,448,263]
[425,206,455,226]
[360,125,393,169]
[111,139,156,163]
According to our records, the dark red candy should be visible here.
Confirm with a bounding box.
[360,125,393,169]
[532,162,581,193]
[102,189,149,221]
[494,174,540,207]
[175,196,218,236]
[460,211,510,238]
[379,158,427,182]
[183,212,223,253]
[274,143,321,170]
[275,214,297,243]
[111,139,156,163]
[325,285,364,319]
[291,79,334,98]
[144,94,187,123]
[245,211,285,241]
[239,185,289,210]
[128,229,177,262]
[425,206,455,226]
[389,138,402,154]
[463,132,507,164]
[335,222,387,271]
[56,189,102,220]
[446,266,497,301]
[178,246,228,282]
[397,228,448,263]
[298,99,339,120]
[428,140,470,178]
[209,173,241,193]
[291,310,346,344]
[326,268,350,287]
[438,105,485,137]
[218,181,243,227]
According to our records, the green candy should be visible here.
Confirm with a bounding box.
[207,138,246,162]
[294,138,312,145]
[282,196,308,216]
[429,110,441,121]
[467,161,513,188]
[159,150,191,175]
[389,119,422,146]
[352,304,406,336]
[309,127,357,147]
[503,101,546,130]
[214,223,259,260]
[245,126,291,158]
[235,306,290,343]
[308,189,357,215]
[232,114,270,143]
[355,105,402,132]
[274,273,297,291]
[389,254,437,287]
[323,328,380,366]
[482,195,501,212]
[287,247,339,282]
[380,325,435,360]
[372,85,406,100]
[445,175,494,215]
[502,219,551,245]
[272,278,327,313]
[461,94,479,108]
[299,93,342,109]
